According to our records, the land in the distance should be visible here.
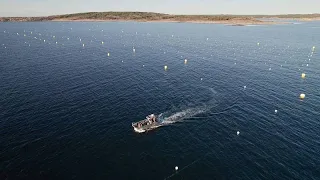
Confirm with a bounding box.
[1,12,320,25]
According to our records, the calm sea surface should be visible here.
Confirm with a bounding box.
[1,21,320,180]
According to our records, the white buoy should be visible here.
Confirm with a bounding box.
[164,65,168,71]
[175,166,178,171]
[142,65,145,67]
[201,78,203,81]
[237,131,240,135]
[244,86,246,89]
[67,38,69,40]
[207,38,209,41]
[107,52,110,57]
[269,68,272,71]
[102,41,104,44]
[184,59,187,64]
[83,44,85,47]
[300,93,305,99]
[275,110,278,113]
[44,40,45,42]
[80,39,81,41]
[133,48,135,53]
[301,73,306,79]
[56,42,58,44]
[257,42,260,46]
[53,36,55,38]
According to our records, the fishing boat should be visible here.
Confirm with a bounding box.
[132,114,163,133]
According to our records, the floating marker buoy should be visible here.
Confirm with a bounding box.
[184,59,187,64]
[142,65,145,67]
[312,46,315,51]
[175,166,178,171]
[237,131,240,135]
[244,86,246,89]
[300,93,305,99]
[53,36,55,38]
[107,53,110,57]
[207,38,209,41]
[257,42,260,46]
[201,78,203,81]
[102,41,104,44]
[164,65,168,71]
[67,38,69,40]
[56,42,57,44]
[269,68,272,71]
[275,110,278,113]
[83,44,85,47]
[80,39,81,41]
[301,73,306,79]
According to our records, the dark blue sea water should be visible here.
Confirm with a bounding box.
[1,21,320,180]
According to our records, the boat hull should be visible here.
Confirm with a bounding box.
[132,117,163,133]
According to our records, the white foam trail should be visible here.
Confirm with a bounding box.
[161,107,207,125]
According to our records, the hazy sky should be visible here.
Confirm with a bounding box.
[0,0,319,17]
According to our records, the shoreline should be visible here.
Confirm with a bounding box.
[1,11,320,25]
[50,18,286,25]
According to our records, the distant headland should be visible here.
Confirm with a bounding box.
[1,12,320,25]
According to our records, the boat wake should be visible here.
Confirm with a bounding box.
[133,86,237,133]
[133,107,208,133]
[161,107,208,125]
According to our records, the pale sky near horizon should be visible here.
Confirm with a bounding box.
[0,0,319,17]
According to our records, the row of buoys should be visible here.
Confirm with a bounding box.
[299,46,313,100]
[164,58,189,71]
